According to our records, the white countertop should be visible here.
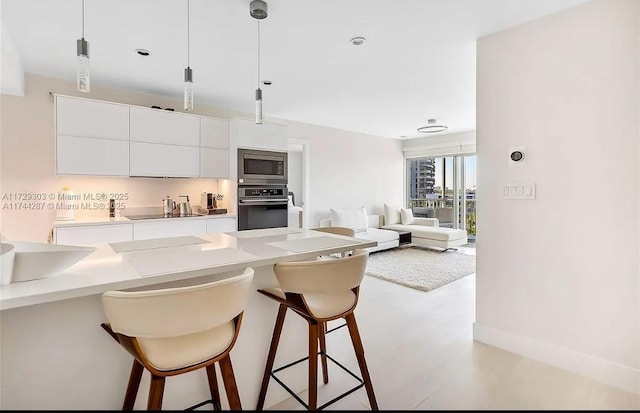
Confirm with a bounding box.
[52,214,237,228]
[0,228,376,310]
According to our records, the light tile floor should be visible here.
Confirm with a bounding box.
[269,245,640,410]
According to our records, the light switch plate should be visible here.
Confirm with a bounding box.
[501,183,536,200]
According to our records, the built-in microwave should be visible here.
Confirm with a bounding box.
[237,148,287,185]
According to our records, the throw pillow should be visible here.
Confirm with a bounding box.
[383,204,401,226]
[330,206,368,232]
[400,208,414,225]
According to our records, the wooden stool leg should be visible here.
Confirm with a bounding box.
[206,364,222,411]
[256,304,288,410]
[219,355,242,410]
[122,359,144,410]
[318,322,329,384]
[147,374,165,410]
[345,313,379,410]
[308,320,319,410]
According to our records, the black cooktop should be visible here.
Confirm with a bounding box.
[124,213,205,220]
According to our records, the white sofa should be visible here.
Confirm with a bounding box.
[318,214,399,253]
[382,204,468,251]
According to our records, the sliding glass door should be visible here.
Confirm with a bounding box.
[406,154,476,241]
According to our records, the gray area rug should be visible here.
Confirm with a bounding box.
[365,246,476,291]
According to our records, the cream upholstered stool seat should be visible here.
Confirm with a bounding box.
[100,268,254,411]
[256,249,378,411]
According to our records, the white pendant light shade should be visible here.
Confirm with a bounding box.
[76,0,90,93]
[255,88,263,124]
[76,38,90,93]
[417,118,448,133]
[184,67,194,111]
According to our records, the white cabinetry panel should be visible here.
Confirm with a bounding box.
[201,117,229,148]
[130,107,200,146]
[57,136,129,176]
[133,220,207,240]
[207,218,237,233]
[200,148,229,179]
[55,224,133,246]
[236,118,287,151]
[130,142,199,177]
[56,96,129,140]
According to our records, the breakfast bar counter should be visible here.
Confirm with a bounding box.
[0,227,376,409]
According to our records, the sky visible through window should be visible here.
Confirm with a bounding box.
[433,156,476,191]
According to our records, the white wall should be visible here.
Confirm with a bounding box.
[287,146,303,206]
[1,74,404,241]
[284,119,404,226]
[475,0,640,393]
[0,19,25,96]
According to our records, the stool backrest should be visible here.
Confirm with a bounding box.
[102,268,254,338]
[274,249,368,294]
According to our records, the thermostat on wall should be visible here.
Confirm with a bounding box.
[508,146,527,164]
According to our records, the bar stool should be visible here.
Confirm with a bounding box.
[312,227,355,259]
[256,249,378,410]
[100,268,254,411]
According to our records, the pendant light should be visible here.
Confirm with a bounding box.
[250,0,268,124]
[76,0,90,93]
[184,0,194,111]
[417,118,448,133]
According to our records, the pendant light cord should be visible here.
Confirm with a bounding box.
[257,20,261,88]
[187,0,190,67]
[82,0,85,38]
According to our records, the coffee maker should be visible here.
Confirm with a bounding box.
[201,192,216,209]
[199,192,227,215]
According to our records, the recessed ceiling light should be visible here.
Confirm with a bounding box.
[350,36,366,46]
[135,49,151,57]
[262,80,272,85]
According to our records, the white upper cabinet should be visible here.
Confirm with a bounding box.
[200,148,229,179]
[234,118,287,152]
[130,142,199,178]
[200,117,229,148]
[54,95,234,178]
[56,96,129,141]
[57,136,129,176]
[130,107,200,146]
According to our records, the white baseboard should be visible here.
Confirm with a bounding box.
[473,322,640,394]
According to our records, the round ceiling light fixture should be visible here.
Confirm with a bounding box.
[250,0,268,19]
[135,49,151,56]
[350,36,366,46]
[417,118,448,133]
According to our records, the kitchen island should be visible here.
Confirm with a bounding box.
[0,227,376,409]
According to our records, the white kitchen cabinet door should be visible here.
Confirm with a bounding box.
[55,224,133,246]
[200,148,229,179]
[130,142,199,178]
[56,96,129,141]
[235,118,287,151]
[133,220,207,240]
[206,218,237,233]
[200,117,229,148]
[130,107,200,146]
[57,136,129,176]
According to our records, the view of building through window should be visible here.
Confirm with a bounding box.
[407,155,476,238]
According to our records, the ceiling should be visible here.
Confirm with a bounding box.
[2,0,587,139]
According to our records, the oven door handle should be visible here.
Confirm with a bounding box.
[238,198,289,204]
